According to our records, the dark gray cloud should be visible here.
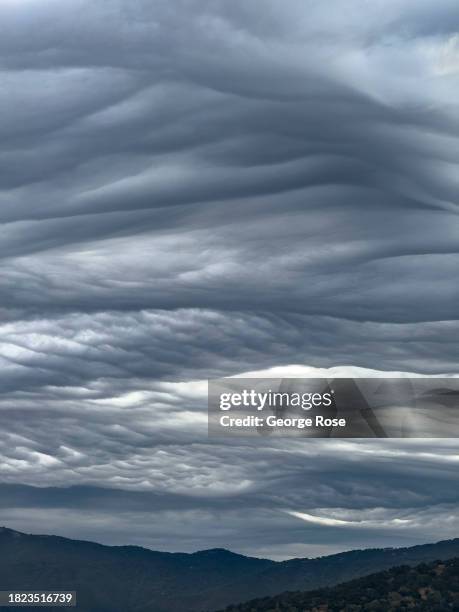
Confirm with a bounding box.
[1,1,459,332]
[0,0,458,557]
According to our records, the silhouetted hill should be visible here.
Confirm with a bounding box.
[218,557,459,611]
[1,527,459,611]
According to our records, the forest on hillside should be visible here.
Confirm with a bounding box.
[219,558,459,612]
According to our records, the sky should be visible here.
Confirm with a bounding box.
[0,0,458,560]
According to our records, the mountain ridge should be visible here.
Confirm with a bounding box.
[2,525,458,562]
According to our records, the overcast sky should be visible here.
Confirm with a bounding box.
[0,0,458,560]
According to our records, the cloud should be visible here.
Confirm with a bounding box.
[0,0,458,557]
[285,509,425,531]
[0,365,458,557]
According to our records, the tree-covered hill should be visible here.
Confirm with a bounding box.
[218,557,459,611]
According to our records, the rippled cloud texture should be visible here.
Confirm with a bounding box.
[0,0,458,558]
